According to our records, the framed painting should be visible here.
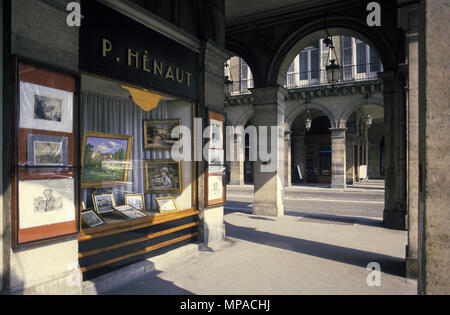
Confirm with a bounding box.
[81,210,104,228]
[143,159,183,194]
[155,197,178,213]
[125,193,146,210]
[19,81,73,133]
[81,131,133,188]
[92,192,116,214]
[143,119,181,150]
[113,205,148,219]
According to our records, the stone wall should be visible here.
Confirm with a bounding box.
[418,0,450,295]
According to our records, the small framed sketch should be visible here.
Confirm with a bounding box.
[125,193,145,210]
[19,81,73,133]
[113,205,148,219]
[155,197,178,213]
[81,210,104,228]
[143,119,181,150]
[81,131,133,188]
[143,159,183,194]
[17,178,78,245]
[206,175,226,207]
[92,193,116,214]
[208,110,225,150]
[26,133,69,171]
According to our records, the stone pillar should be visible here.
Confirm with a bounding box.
[400,3,420,280]
[228,134,244,185]
[418,0,450,295]
[330,128,347,189]
[198,41,230,245]
[379,71,407,230]
[284,131,292,187]
[251,86,286,217]
[346,131,355,185]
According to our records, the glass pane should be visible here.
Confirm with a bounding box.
[300,52,308,80]
[310,49,320,79]
[356,42,367,73]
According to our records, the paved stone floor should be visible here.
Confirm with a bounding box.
[103,180,417,295]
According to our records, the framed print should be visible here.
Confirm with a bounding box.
[81,131,133,188]
[125,193,145,210]
[209,119,224,149]
[143,159,183,194]
[113,205,148,219]
[81,210,104,228]
[208,149,224,165]
[209,165,226,175]
[17,178,78,244]
[26,133,69,171]
[92,193,116,214]
[208,175,225,202]
[155,197,178,213]
[144,119,181,150]
[19,81,73,133]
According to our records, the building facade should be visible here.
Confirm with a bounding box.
[0,0,449,295]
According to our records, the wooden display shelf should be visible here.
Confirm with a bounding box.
[79,208,199,242]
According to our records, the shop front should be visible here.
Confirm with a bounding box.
[2,0,228,294]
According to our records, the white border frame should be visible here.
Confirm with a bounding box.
[19,81,73,133]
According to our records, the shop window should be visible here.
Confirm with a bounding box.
[14,61,80,246]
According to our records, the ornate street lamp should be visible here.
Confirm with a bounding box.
[324,36,341,86]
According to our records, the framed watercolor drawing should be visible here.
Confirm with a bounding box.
[143,119,181,150]
[125,193,145,210]
[143,159,182,194]
[155,197,178,213]
[19,81,73,133]
[113,205,148,219]
[81,210,104,228]
[92,193,116,214]
[81,131,133,188]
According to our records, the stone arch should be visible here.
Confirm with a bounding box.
[235,107,255,127]
[268,16,398,86]
[285,102,337,131]
[338,97,384,129]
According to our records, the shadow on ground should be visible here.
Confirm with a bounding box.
[225,222,406,278]
[102,270,195,295]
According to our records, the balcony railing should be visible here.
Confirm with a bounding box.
[285,63,382,89]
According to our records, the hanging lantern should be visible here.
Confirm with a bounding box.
[305,110,312,131]
[324,35,341,85]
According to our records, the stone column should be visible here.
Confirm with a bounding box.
[400,3,420,280]
[198,41,230,245]
[251,86,286,217]
[379,71,407,230]
[418,0,450,295]
[284,131,292,187]
[346,131,355,185]
[228,136,244,185]
[330,128,347,189]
